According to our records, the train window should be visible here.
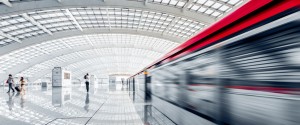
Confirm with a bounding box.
[146,76,151,83]
[285,47,300,64]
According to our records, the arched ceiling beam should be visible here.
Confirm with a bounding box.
[0,30,21,43]
[28,56,152,81]
[21,13,53,35]
[71,63,147,74]
[41,68,133,82]
[0,29,181,56]
[4,47,161,78]
[40,62,144,80]
[72,66,140,78]
[0,0,214,24]
[0,0,12,7]
[70,62,149,75]
[0,33,177,82]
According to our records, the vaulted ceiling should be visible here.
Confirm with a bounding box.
[0,0,247,82]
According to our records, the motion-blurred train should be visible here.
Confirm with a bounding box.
[129,0,300,125]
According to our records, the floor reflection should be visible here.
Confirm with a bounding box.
[0,84,173,125]
[14,92,26,109]
[20,93,25,108]
[84,93,90,112]
[0,84,109,124]
[52,87,72,107]
[7,92,15,111]
[131,91,176,125]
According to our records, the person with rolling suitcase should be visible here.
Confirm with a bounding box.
[6,74,15,93]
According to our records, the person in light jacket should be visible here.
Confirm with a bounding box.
[20,77,26,94]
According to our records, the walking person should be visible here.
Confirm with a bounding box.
[6,74,15,93]
[84,73,90,92]
[19,77,26,94]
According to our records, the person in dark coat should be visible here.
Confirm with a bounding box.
[6,74,15,93]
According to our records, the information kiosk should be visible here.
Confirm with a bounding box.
[52,67,72,87]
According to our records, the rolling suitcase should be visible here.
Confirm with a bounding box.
[15,86,20,92]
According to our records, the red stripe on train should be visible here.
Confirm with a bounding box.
[186,0,300,55]
[188,84,300,94]
[133,0,300,76]
[148,0,273,67]
[227,86,300,95]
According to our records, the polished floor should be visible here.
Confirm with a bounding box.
[0,83,174,125]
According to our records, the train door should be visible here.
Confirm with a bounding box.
[178,70,190,107]
[144,71,152,102]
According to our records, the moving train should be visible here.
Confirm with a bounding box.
[130,0,300,125]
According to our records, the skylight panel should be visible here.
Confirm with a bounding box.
[205,9,214,14]
[0,21,10,26]
[177,1,185,7]
[0,41,6,45]
[1,27,10,32]
[198,7,207,12]
[191,5,200,10]
[212,11,221,17]
[219,5,230,11]
[205,0,215,6]
[212,2,222,9]
[16,17,26,22]
[162,0,170,4]
[228,0,241,5]
[9,19,18,24]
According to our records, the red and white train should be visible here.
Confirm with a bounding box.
[130,0,300,125]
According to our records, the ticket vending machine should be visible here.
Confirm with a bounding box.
[52,67,72,87]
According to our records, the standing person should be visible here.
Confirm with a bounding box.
[121,78,124,85]
[84,73,89,92]
[20,77,26,94]
[6,74,15,93]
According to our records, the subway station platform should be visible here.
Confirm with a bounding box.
[0,84,174,125]
[1,1,300,125]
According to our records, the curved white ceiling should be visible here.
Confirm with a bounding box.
[20,48,161,74]
[0,7,205,48]
[0,0,247,81]
[0,34,178,81]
